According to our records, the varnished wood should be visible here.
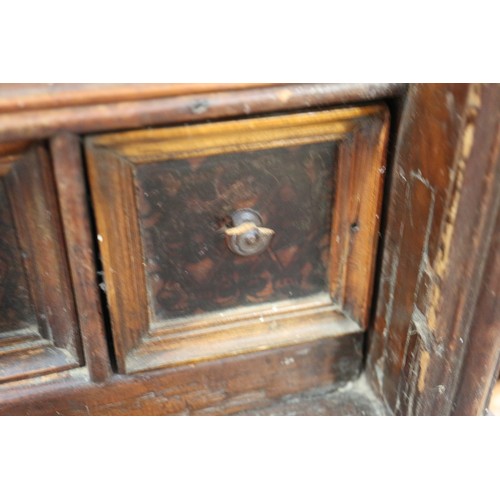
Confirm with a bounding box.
[236,375,387,416]
[86,104,376,157]
[451,191,500,415]
[0,83,406,142]
[127,307,360,373]
[50,133,112,382]
[0,144,83,383]
[85,145,148,366]
[0,335,363,415]
[134,142,334,318]
[330,111,389,328]
[367,83,500,415]
[0,83,277,112]
[86,106,388,374]
[0,170,36,334]
[4,83,497,416]
[0,344,77,384]
[0,140,31,156]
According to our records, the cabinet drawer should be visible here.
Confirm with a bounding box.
[0,143,82,383]
[86,106,389,374]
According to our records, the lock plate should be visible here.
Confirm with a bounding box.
[225,209,274,256]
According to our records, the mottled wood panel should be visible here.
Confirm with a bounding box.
[0,179,37,335]
[135,142,336,322]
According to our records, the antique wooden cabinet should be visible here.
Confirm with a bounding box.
[0,83,498,415]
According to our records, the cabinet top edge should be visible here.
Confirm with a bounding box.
[0,84,405,144]
[0,84,280,113]
[0,83,406,114]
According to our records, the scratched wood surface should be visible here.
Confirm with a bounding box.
[86,106,388,374]
[50,134,112,382]
[0,82,435,416]
[0,83,406,142]
[0,177,36,333]
[0,336,363,415]
[0,83,276,112]
[236,375,388,416]
[134,141,336,321]
[0,144,83,383]
[367,83,500,415]
[452,204,500,415]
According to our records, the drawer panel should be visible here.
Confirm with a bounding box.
[135,141,335,321]
[0,143,83,382]
[86,106,389,374]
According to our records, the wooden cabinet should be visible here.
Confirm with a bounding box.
[0,83,498,415]
[0,143,82,383]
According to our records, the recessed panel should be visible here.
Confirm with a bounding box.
[0,145,82,383]
[87,106,389,373]
[0,181,36,334]
[134,142,336,323]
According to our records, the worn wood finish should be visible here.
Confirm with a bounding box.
[452,206,500,415]
[236,375,388,416]
[134,141,336,320]
[50,133,112,382]
[0,83,405,142]
[1,82,497,416]
[0,83,277,112]
[0,176,36,333]
[367,83,500,415]
[86,106,388,374]
[0,335,363,415]
[331,111,389,328]
[0,143,83,383]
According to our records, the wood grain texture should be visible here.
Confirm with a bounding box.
[330,111,389,328]
[451,193,500,415]
[85,145,149,364]
[0,335,363,415]
[0,82,411,415]
[0,83,406,142]
[0,144,82,383]
[50,133,112,382]
[236,375,388,416]
[86,106,388,374]
[367,83,500,415]
[0,83,277,112]
[0,343,78,384]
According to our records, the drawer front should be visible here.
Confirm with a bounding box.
[86,106,389,374]
[135,141,334,321]
[0,143,82,383]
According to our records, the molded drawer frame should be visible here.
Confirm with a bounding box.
[86,106,389,374]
